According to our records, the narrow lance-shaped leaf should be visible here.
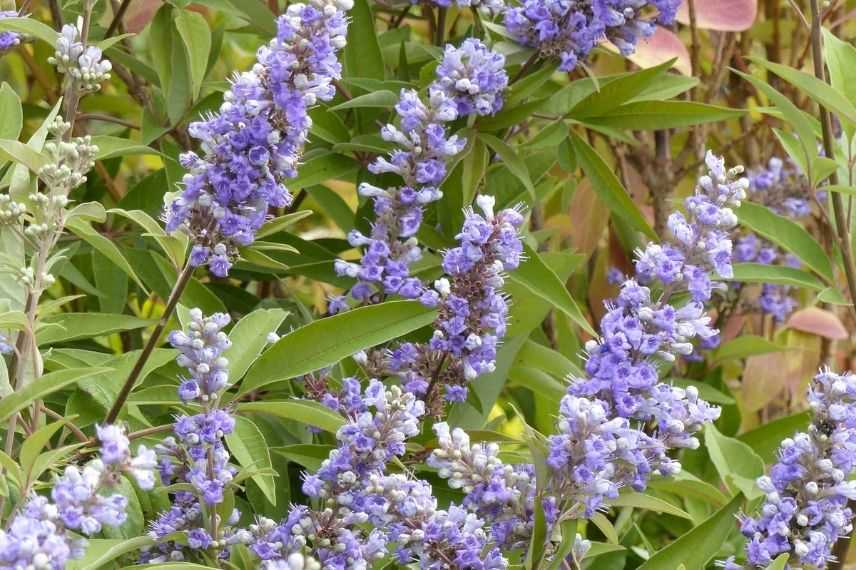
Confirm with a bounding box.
[568,131,657,240]
[737,201,834,281]
[239,301,436,395]
[509,243,595,336]
[637,494,743,570]
[0,367,114,423]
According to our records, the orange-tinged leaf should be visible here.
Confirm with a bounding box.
[786,307,848,340]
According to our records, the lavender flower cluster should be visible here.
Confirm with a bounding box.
[166,0,352,276]
[142,310,240,562]
[722,369,856,569]
[250,380,508,569]
[549,152,745,517]
[420,153,742,560]
[333,39,507,309]
[734,157,812,321]
[0,426,156,569]
[385,196,524,409]
[504,0,680,72]
[0,11,22,53]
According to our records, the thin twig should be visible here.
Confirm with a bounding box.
[807,0,856,324]
[104,262,196,424]
[77,112,140,130]
[40,405,88,443]
[435,6,447,45]
[106,0,133,38]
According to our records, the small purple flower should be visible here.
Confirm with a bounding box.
[435,39,508,117]
[0,11,23,53]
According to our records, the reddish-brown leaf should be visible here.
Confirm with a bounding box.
[676,0,758,31]
[787,307,848,340]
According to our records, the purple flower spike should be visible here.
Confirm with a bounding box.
[167,0,353,276]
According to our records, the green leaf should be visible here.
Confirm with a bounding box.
[226,308,289,381]
[739,411,810,463]
[637,494,742,570]
[20,420,69,478]
[68,537,155,570]
[590,512,619,544]
[226,416,276,506]
[705,423,765,499]
[508,243,595,335]
[737,201,833,281]
[329,90,397,111]
[822,28,856,111]
[272,443,334,471]
[239,301,436,395]
[582,101,743,130]
[572,60,674,118]
[569,131,656,239]
[735,69,817,169]
[608,492,693,520]
[0,310,27,329]
[344,0,384,80]
[0,449,22,486]
[479,133,535,198]
[711,335,785,365]
[766,554,789,570]
[66,217,148,292]
[219,0,277,36]
[174,10,211,100]
[515,339,582,380]
[0,16,58,46]
[92,136,161,160]
[0,83,23,140]
[238,400,345,433]
[749,56,856,128]
[522,424,549,569]
[36,313,153,345]
[547,519,578,570]
[825,184,856,197]
[109,208,188,269]
[0,367,113,423]
[461,137,489,205]
[149,5,192,123]
[586,542,626,559]
[288,152,359,189]
[0,139,48,173]
[648,470,729,507]
[732,262,826,290]
[122,560,217,570]
[256,211,314,239]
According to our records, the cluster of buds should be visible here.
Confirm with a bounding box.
[38,117,98,196]
[0,194,25,225]
[15,266,55,288]
[48,18,112,91]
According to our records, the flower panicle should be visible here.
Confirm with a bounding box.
[167,0,353,277]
